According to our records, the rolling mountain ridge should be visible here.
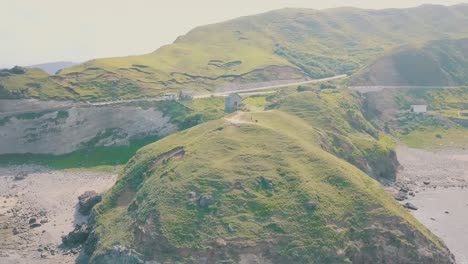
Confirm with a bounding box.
[2,4,468,100]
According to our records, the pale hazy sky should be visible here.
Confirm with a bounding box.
[0,0,465,68]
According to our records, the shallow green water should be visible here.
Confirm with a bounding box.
[0,136,160,169]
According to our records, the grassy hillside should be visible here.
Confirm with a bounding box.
[363,87,468,150]
[27,61,78,75]
[352,38,468,86]
[4,4,468,100]
[0,67,71,99]
[84,90,453,263]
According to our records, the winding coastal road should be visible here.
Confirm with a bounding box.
[349,85,463,93]
[0,75,347,117]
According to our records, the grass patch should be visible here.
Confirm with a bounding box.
[243,95,269,111]
[400,128,468,150]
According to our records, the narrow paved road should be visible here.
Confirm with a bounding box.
[194,74,348,98]
[349,85,463,93]
[0,75,347,117]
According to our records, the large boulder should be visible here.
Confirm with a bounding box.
[78,191,102,215]
[62,224,91,247]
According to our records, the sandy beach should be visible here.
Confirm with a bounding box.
[407,188,468,264]
[1,146,466,263]
[395,146,468,264]
[0,166,117,264]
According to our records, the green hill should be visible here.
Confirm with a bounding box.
[83,90,453,263]
[352,38,468,86]
[4,4,468,100]
[0,67,70,99]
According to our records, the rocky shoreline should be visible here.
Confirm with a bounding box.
[0,166,116,264]
[387,146,468,264]
[1,145,466,263]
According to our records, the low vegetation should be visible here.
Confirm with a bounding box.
[0,98,226,169]
[86,90,452,263]
[353,38,468,86]
[400,128,468,150]
[4,5,468,101]
[361,86,468,153]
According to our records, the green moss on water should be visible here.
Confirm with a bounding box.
[0,136,160,169]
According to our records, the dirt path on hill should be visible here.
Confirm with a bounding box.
[392,146,468,264]
[224,112,255,125]
[0,166,117,264]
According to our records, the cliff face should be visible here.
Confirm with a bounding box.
[275,90,400,182]
[0,103,177,155]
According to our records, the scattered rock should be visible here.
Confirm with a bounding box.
[227,224,235,233]
[78,191,102,215]
[197,195,214,208]
[257,177,273,190]
[423,181,431,185]
[430,218,436,221]
[38,209,47,217]
[29,218,37,224]
[40,219,48,224]
[400,187,409,193]
[304,201,318,211]
[403,202,418,211]
[234,181,243,189]
[30,223,42,228]
[188,191,197,201]
[93,245,144,263]
[445,211,450,214]
[215,238,227,247]
[14,171,28,181]
[395,193,408,201]
[12,227,19,235]
[62,224,91,247]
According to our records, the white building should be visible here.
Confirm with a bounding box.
[410,105,427,113]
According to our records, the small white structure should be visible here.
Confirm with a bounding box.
[179,91,194,101]
[162,93,177,101]
[410,105,427,113]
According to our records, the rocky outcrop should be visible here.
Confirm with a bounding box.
[78,191,102,215]
[62,224,92,248]
[364,149,400,182]
[346,220,456,264]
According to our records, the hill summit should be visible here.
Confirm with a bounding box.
[3,4,468,100]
